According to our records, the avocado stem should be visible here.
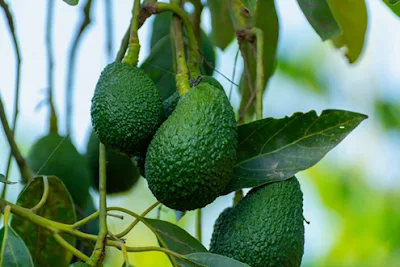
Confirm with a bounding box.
[155,2,201,79]
[87,143,108,266]
[196,209,202,243]
[187,0,203,44]
[0,0,22,199]
[122,0,141,67]
[249,27,264,120]
[0,95,34,183]
[171,0,191,96]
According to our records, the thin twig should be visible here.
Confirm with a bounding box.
[30,176,49,212]
[196,209,202,243]
[53,232,90,262]
[0,0,22,198]
[115,201,160,238]
[46,0,58,134]
[229,48,240,101]
[66,0,93,136]
[0,95,34,183]
[104,0,114,62]
[116,25,131,62]
[87,143,108,265]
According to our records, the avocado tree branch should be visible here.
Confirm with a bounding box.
[122,0,141,66]
[172,0,191,96]
[30,176,49,212]
[0,95,34,183]
[46,0,58,134]
[187,0,203,44]
[0,0,22,199]
[53,232,90,262]
[141,1,200,78]
[87,143,108,266]
[66,0,94,136]
[249,28,264,120]
[116,25,131,62]
[115,201,160,238]
[104,0,114,61]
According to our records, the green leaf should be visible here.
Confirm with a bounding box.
[143,218,207,255]
[297,0,342,41]
[63,0,79,5]
[141,35,176,100]
[383,0,400,17]
[207,0,235,50]
[0,226,34,267]
[243,0,258,15]
[184,253,250,267]
[0,174,16,184]
[224,110,368,193]
[388,0,400,4]
[11,176,77,267]
[327,0,368,63]
[238,0,279,118]
[374,99,400,131]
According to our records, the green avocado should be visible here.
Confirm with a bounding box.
[190,76,224,92]
[91,61,164,156]
[145,83,237,211]
[85,130,140,194]
[163,91,180,119]
[27,134,90,209]
[210,177,305,267]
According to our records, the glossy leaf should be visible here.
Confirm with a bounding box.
[63,0,79,5]
[0,174,16,184]
[327,0,368,63]
[297,0,342,41]
[11,176,77,267]
[0,226,34,267]
[383,0,400,17]
[207,0,235,50]
[224,110,368,193]
[143,218,207,255]
[183,253,250,267]
[239,0,279,118]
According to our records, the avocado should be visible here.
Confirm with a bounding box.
[85,130,140,194]
[190,76,224,92]
[163,91,180,119]
[209,177,305,267]
[145,83,237,211]
[91,61,164,156]
[27,134,90,209]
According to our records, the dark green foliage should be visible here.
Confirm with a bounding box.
[69,263,90,267]
[91,61,164,156]
[143,12,216,100]
[163,91,180,119]
[210,177,305,267]
[11,176,77,267]
[85,130,140,194]
[145,83,237,211]
[27,134,90,208]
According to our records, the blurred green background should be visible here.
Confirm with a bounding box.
[1,0,400,266]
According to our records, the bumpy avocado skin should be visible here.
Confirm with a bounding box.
[145,83,237,211]
[85,130,140,194]
[163,91,180,119]
[91,61,164,156]
[209,178,305,267]
[27,134,90,208]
